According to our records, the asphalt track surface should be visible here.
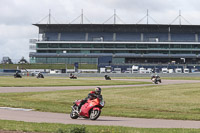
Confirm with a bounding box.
[1,79,200,128]
[1,109,200,128]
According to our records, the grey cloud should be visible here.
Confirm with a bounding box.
[0,0,200,61]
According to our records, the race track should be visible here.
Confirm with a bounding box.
[0,109,200,128]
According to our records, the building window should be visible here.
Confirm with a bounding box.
[149,38,159,42]
[115,50,128,53]
[82,44,92,48]
[37,44,48,48]
[81,50,90,53]
[68,50,81,53]
[116,44,126,48]
[102,50,114,53]
[37,50,47,53]
[126,44,136,48]
[93,44,103,48]
[49,44,59,48]
[137,44,148,49]
[93,37,103,41]
[71,44,81,48]
[192,45,200,49]
[104,44,114,48]
[60,44,69,48]
[91,50,101,53]
[171,44,180,48]
[48,50,56,53]
[148,44,158,48]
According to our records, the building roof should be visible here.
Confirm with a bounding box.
[33,24,200,33]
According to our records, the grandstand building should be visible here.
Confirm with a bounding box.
[29,24,200,67]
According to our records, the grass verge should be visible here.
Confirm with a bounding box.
[1,83,200,120]
[113,76,200,80]
[0,77,150,87]
[0,119,200,133]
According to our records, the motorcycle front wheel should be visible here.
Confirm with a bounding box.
[90,109,101,120]
[70,105,79,119]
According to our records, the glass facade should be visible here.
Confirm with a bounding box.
[36,43,200,50]
[35,57,97,64]
[36,43,200,55]
[34,42,200,64]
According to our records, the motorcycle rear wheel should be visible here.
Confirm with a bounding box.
[90,109,101,120]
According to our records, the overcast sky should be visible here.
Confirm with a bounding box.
[0,0,200,63]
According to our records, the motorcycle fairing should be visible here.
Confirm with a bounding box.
[74,100,81,106]
[80,98,100,117]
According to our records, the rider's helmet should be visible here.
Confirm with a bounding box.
[95,87,101,95]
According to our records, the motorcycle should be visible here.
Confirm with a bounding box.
[14,73,22,78]
[70,96,105,120]
[69,73,77,79]
[37,73,44,78]
[69,75,77,79]
[151,76,161,84]
[104,75,111,80]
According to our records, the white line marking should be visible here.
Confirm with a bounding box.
[0,107,33,111]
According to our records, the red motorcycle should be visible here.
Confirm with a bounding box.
[70,96,105,120]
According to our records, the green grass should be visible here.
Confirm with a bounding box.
[113,76,200,80]
[0,120,200,133]
[1,83,200,120]
[0,77,150,87]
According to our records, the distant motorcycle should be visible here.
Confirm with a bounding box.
[70,96,105,120]
[69,75,77,79]
[37,73,44,78]
[104,75,111,80]
[14,73,22,78]
[151,75,161,84]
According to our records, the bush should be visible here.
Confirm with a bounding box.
[56,126,87,133]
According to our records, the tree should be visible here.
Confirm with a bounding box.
[1,57,13,64]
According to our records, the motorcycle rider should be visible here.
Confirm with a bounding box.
[156,75,160,79]
[38,72,41,77]
[16,71,19,76]
[151,74,161,83]
[69,73,73,78]
[77,87,102,112]
[151,74,160,80]
[151,74,155,80]
[37,72,44,78]
[14,71,21,78]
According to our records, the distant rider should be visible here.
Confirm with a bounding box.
[78,87,102,112]
[16,71,19,75]
[151,74,160,80]
[70,73,75,78]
